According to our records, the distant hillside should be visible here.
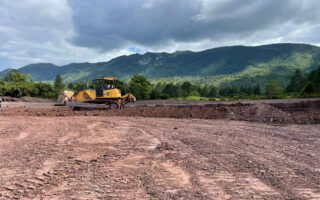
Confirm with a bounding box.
[0,69,12,78]
[1,43,320,87]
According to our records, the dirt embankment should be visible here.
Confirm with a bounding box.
[1,96,54,103]
[3,100,320,124]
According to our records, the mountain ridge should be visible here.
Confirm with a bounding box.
[1,43,320,87]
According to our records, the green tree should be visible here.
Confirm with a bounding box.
[181,81,192,97]
[163,83,182,98]
[190,84,200,96]
[200,85,210,97]
[129,74,152,100]
[246,86,253,96]
[239,86,247,95]
[306,66,320,88]
[0,79,4,96]
[300,81,317,96]
[229,86,239,96]
[154,82,166,93]
[208,86,218,97]
[219,86,239,97]
[150,89,161,99]
[189,90,200,96]
[151,82,166,99]
[265,81,283,99]
[0,70,60,98]
[116,80,129,94]
[72,81,86,91]
[67,83,74,90]
[253,84,261,95]
[3,69,30,83]
[219,87,227,96]
[285,69,304,93]
[35,82,56,98]
[3,84,23,97]
[54,75,65,91]
[0,70,37,97]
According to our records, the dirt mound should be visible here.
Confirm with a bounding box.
[3,100,320,124]
[1,96,54,103]
[232,103,294,123]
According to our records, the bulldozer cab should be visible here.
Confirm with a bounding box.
[95,77,117,97]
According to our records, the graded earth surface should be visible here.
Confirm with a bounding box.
[0,99,319,199]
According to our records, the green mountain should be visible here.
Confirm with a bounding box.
[0,68,12,78]
[1,43,320,87]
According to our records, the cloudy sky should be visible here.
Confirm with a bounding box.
[0,0,319,70]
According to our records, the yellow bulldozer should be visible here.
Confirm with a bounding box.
[57,77,136,109]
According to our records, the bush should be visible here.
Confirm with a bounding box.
[161,94,170,99]
[189,90,200,97]
[265,81,283,99]
[209,97,219,101]
[299,81,318,97]
[184,96,208,101]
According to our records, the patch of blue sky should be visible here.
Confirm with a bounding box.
[128,47,146,54]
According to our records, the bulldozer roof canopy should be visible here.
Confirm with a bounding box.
[96,77,116,81]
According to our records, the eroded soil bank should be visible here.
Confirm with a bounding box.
[3,99,320,124]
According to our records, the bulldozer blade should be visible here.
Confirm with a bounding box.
[66,102,97,108]
[57,91,74,105]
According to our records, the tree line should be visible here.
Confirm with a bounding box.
[285,67,320,97]
[0,70,57,98]
[125,65,320,100]
[0,65,319,100]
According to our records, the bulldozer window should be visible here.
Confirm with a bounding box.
[93,79,116,91]
[96,88,103,97]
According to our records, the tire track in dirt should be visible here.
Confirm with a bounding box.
[106,124,196,199]
[0,116,319,199]
[191,121,319,199]
[133,119,280,199]
[133,118,320,199]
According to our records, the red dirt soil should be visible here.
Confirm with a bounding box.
[2,99,320,124]
[0,99,319,199]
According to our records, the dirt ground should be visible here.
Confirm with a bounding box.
[135,97,320,106]
[0,99,320,199]
[2,98,320,124]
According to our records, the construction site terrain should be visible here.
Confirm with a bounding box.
[0,98,320,199]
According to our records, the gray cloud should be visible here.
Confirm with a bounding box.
[69,0,202,49]
[68,0,320,51]
[0,0,74,68]
[0,0,319,70]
